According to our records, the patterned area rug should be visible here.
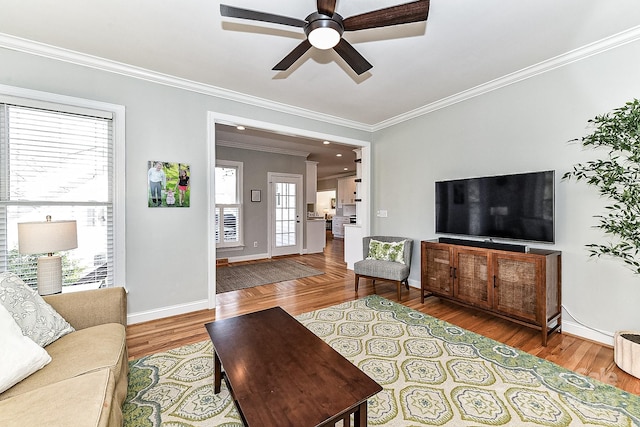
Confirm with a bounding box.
[124,295,640,426]
[215,259,324,294]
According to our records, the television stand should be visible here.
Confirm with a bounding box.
[421,240,561,346]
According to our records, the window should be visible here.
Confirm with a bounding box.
[215,160,243,248]
[0,87,125,290]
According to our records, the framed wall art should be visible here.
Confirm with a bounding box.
[147,161,191,207]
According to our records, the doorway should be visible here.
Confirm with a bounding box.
[208,112,371,309]
[269,173,303,257]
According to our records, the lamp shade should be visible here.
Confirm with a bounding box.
[18,220,78,254]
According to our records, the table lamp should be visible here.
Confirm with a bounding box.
[18,215,78,295]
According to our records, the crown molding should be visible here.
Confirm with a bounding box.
[0,33,372,132]
[217,138,310,158]
[2,26,639,134]
[372,25,640,131]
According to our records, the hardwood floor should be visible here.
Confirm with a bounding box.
[127,232,640,395]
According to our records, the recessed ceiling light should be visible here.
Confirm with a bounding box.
[336,153,342,157]
[236,125,245,131]
[323,141,330,145]
[344,167,349,171]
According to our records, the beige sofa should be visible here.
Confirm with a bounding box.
[0,287,128,427]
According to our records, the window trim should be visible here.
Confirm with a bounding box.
[215,159,243,248]
[0,83,126,288]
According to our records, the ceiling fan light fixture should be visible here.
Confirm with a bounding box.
[305,16,343,50]
[308,27,340,49]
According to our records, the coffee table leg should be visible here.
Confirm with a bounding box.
[353,401,367,427]
[214,349,222,394]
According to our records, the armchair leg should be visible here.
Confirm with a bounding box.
[355,275,360,293]
[372,279,376,294]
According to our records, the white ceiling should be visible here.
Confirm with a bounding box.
[216,124,359,180]
[1,1,639,127]
[1,1,639,178]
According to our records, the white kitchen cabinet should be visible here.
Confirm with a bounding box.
[332,216,350,238]
[337,176,356,207]
[305,161,318,205]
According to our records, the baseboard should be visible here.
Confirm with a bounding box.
[127,299,209,325]
[561,320,614,346]
[225,252,270,264]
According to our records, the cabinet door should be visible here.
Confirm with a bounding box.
[347,178,357,203]
[454,249,490,308]
[422,246,453,296]
[337,177,356,206]
[337,179,346,207]
[493,255,538,322]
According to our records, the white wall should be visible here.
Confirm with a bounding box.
[317,190,336,218]
[3,34,640,344]
[371,38,640,344]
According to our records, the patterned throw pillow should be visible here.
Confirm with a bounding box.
[0,272,75,347]
[366,239,406,264]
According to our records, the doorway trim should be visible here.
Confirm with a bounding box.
[207,111,371,309]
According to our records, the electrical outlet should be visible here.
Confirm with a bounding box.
[253,241,258,247]
[377,210,388,217]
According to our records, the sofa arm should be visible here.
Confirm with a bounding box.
[43,287,127,330]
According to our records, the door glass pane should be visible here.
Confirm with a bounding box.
[274,182,296,248]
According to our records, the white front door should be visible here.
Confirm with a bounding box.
[269,173,303,257]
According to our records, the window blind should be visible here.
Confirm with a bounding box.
[215,205,241,246]
[0,102,115,289]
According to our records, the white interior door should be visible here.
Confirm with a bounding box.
[269,173,303,257]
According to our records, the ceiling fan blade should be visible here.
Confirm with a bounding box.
[317,0,337,17]
[333,39,373,75]
[273,39,313,71]
[343,0,429,31]
[220,4,306,28]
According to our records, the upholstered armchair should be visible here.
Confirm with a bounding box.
[354,236,413,301]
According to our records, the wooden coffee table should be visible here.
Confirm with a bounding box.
[204,307,382,427]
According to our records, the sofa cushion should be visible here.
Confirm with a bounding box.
[0,305,51,393]
[0,368,121,427]
[0,322,127,403]
[366,239,406,264]
[0,272,74,347]
[354,259,410,282]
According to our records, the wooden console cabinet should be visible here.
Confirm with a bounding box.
[421,240,561,345]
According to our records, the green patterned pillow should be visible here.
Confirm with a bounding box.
[366,239,406,264]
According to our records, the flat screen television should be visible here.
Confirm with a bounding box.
[435,171,555,244]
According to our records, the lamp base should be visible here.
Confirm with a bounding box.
[37,255,62,296]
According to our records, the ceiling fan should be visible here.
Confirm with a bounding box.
[220,0,430,75]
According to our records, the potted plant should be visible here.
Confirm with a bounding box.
[564,98,640,378]
[563,99,640,272]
